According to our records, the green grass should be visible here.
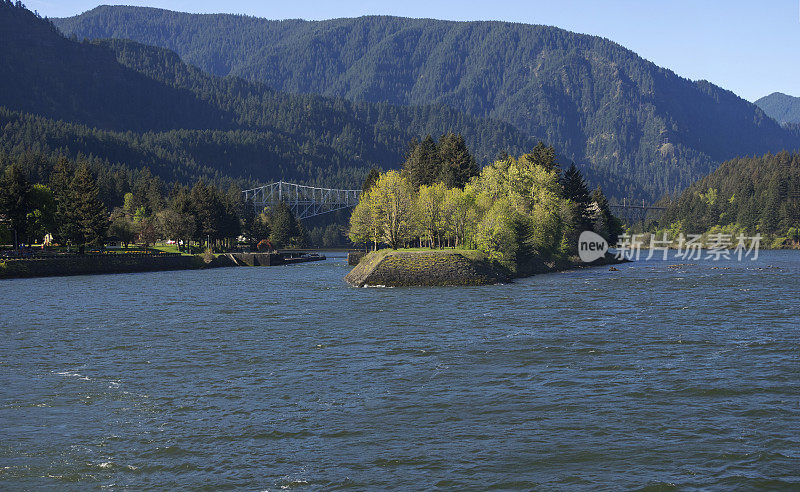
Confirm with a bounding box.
[149,243,195,255]
[366,247,487,261]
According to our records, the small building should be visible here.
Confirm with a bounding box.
[105,236,123,250]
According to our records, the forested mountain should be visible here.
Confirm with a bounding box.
[658,152,800,237]
[55,6,800,201]
[0,2,541,191]
[755,93,800,126]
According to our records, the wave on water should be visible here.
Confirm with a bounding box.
[54,370,90,381]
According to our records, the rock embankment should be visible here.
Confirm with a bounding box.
[345,250,629,287]
[345,250,510,287]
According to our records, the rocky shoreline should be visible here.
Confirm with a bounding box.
[345,249,627,287]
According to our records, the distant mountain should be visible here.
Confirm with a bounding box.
[0,2,541,190]
[755,92,800,125]
[55,6,800,201]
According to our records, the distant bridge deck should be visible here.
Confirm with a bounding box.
[609,199,666,227]
[243,181,361,219]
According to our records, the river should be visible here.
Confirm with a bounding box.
[1,251,799,489]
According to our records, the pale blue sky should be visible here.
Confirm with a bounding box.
[26,0,800,102]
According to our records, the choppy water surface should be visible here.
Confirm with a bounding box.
[1,251,799,490]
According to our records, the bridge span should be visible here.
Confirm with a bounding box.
[243,181,666,227]
[242,181,361,219]
[609,199,666,228]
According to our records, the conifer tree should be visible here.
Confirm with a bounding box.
[590,187,623,244]
[438,132,479,189]
[402,135,441,189]
[70,164,108,248]
[561,164,593,233]
[361,168,381,193]
[49,157,78,246]
[268,202,300,248]
[0,163,31,248]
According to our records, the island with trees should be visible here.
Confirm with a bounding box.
[345,138,623,287]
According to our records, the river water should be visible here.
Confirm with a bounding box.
[1,251,799,490]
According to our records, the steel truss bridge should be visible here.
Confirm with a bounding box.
[242,181,361,219]
[609,199,666,228]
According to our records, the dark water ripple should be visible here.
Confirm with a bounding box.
[1,251,799,490]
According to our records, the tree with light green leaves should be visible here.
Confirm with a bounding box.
[442,186,479,248]
[414,182,447,248]
[471,148,567,262]
[349,189,379,250]
[475,198,520,264]
[364,171,416,249]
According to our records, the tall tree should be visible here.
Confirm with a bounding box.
[349,190,379,250]
[70,164,108,249]
[414,182,447,248]
[49,157,78,246]
[370,171,415,249]
[190,180,224,248]
[590,187,623,244]
[442,187,478,248]
[268,202,302,249]
[520,142,559,173]
[402,135,441,190]
[0,163,31,248]
[109,212,137,248]
[561,163,593,234]
[361,168,381,193]
[438,133,479,189]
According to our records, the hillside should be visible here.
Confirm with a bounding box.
[0,2,540,190]
[55,6,800,201]
[659,151,800,236]
[755,92,800,125]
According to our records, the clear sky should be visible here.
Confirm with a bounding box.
[25,0,800,102]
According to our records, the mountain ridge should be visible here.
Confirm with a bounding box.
[54,5,800,201]
[1,1,551,190]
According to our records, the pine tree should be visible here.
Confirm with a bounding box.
[438,132,479,189]
[590,187,623,244]
[402,135,441,189]
[361,168,381,193]
[560,164,593,239]
[561,164,590,204]
[190,181,217,246]
[70,164,108,249]
[0,163,31,248]
[269,202,299,248]
[520,142,559,172]
[49,157,78,246]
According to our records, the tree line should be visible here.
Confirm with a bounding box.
[0,158,308,252]
[349,142,622,274]
[655,151,800,244]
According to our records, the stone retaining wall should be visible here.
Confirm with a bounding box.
[0,254,217,279]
